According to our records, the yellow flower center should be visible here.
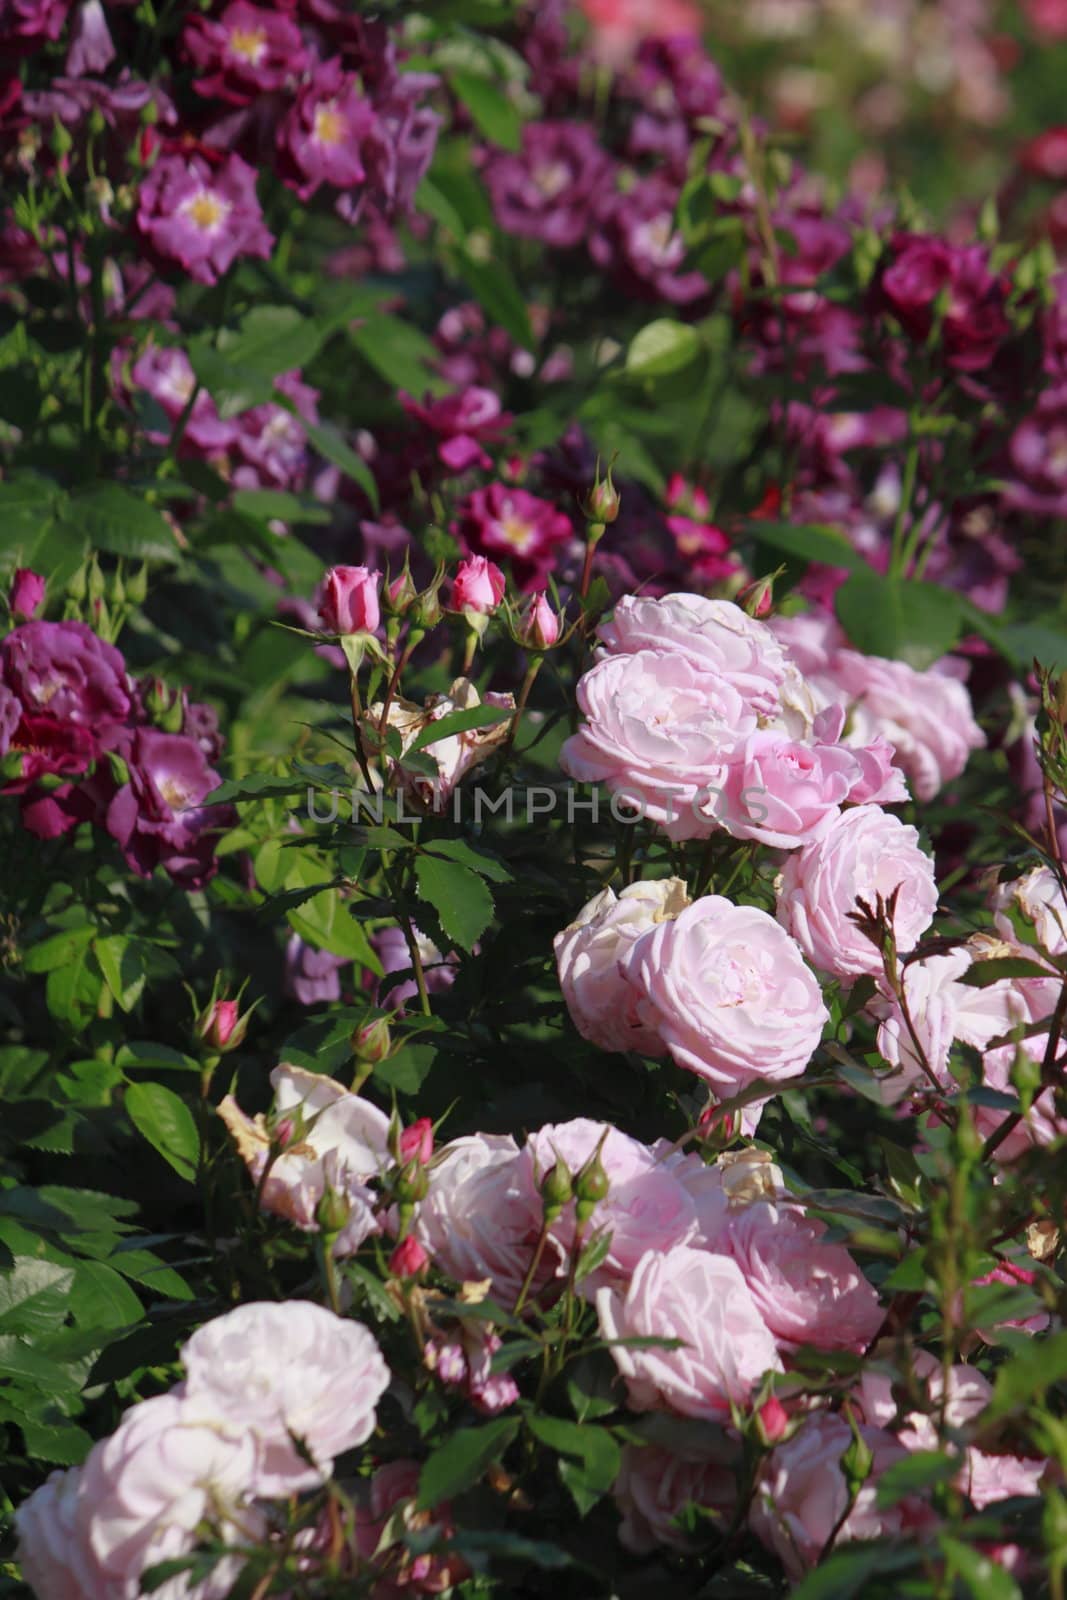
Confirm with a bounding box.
[183,191,230,233]
[229,25,267,63]
[494,504,536,551]
[313,102,347,146]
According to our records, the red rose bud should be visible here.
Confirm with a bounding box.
[736,573,775,618]
[398,1117,434,1165]
[450,556,505,616]
[318,565,381,635]
[757,1395,790,1444]
[521,592,560,650]
[389,1236,429,1278]
[10,568,45,621]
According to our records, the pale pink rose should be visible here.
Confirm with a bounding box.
[751,1411,918,1581]
[715,729,859,849]
[519,1118,699,1290]
[218,1064,389,1255]
[450,555,505,614]
[318,565,381,635]
[972,1035,1066,1161]
[181,1301,390,1496]
[623,895,828,1097]
[561,649,757,841]
[776,804,938,980]
[831,649,985,802]
[415,1133,545,1308]
[654,1145,732,1246]
[720,1199,882,1352]
[614,1435,739,1553]
[600,594,793,719]
[596,1246,781,1419]
[991,864,1067,959]
[80,1392,258,1600]
[811,704,909,806]
[553,877,689,1054]
[580,0,701,66]
[873,945,1029,1100]
[768,610,846,678]
[15,1467,95,1600]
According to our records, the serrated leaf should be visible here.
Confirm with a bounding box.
[0,1258,75,1336]
[450,69,522,150]
[421,838,512,882]
[20,1418,93,1466]
[93,935,147,1013]
[417,1416,519,1509]
[414,855,493,952]
[68,484,181,563]
[875,1449,957,1507]
[959,957,1053,986]
[125,1083,200,1183]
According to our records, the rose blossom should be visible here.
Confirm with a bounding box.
[560,649,757,841]
[318,565,381,635]
[614,1436,739,1553]
[449,555,505,615]
[371,677,514,811]
[218,1064,390,1254]
[101,728,233,888]
[181,1301,390,1496]
[2,619,129,727]
[183,0,306,103]
[715,728,862,849]
[452,484,572,592]
[971,1035,1067,1162]
[128,345,236,454]
[776,804,939,981]
[135,153,273,286]
[720,1199,882,1352]
[518,1118,700,1290]
[750,1411,917,1581]
[353,1460,468,1596]
[10,568,44,621]
[400,386,509,474]
[600,594,792,718]
[276,60,376,201]
[622,895,828,1098]
[597,1245,781,1418]
[484,121,613,250]
[415,1133,546,1308]
[553,877,689,1055]
[991,864,1067,958]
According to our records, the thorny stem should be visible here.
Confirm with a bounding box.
[513,1217,552,1316]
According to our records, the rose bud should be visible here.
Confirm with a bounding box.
[195,993,254,1054]
[318,566,381,636]
[450,556,505,617]
[756,1395,790,1445]
[398,1117,434,1165]
[521,592,561,650]
[540,1159,573,1225]
[385,567,417,616]
[736,573,775,617]
[10,569,45,621]
[584,468,621,525]
[353,1016,392,1066]
[389,1236,429,1278]
[574,1141,610,1226]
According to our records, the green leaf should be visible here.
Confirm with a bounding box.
[746,520,865,573]
[287,888,380,964]
[527,1413,621,1516]
[302,419,380,509]
[567,1354,620,1422]
[790,1543,922,1600]
[625,319,703,381]
[997,618,1067,673]
[93,936,147,1013]
[350,312,445,397]
[191,306,323,416]
[206,770,315,805]
[68,484,181,564]
[23,926,96,974]
[835,570,963,669]
[958,957,1053,986]
[70,1260,143,1331]
[0,1259,75,1336]
[417,1417,519,1509]
[456,244,535,351]
[422,838,512,882]
[125,1083,200,1183]
[232,489,330,526]
[20,1419,94,1467]
[875,1449,958,1507]
[985,1330,1067,1420]
[374,1042,436,1095]
[450,69,522,150]
[414,855,494,952]
[940,1537,1022,1600]
[407,704,512,754]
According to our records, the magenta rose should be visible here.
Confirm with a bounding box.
[622,895,828,1097]
[276,59,377,201]
[2,619,129,727]
[561,649,757,841]
[400,385,509,474]
[318,565,381,635]
[452,483,573,591]
[484,120,613,250]
[183,0,306,104]
[102,728,234,887]
[9,568,44,621]
[596,1245,781,1419]
[776,804,939,981]
[720,1199,882,1352]
[553,877,689,1055]
[135,153,273,287]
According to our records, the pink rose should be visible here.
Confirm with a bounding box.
[415,1133,545,1308]
[450,555,505,614]
[10,568,45,621]
[972,1035,1066,1161]
[600,594,792,719]
[522,591,560,649]
[554,877,689,1055]
[596,1246,781,1419]
[751,1411,918,1581]
[716,728,860,849]
[623,895,828,1098]
[181,1301,390,1496]
[776,804,938,980]
[614,1436,738,1553]
[873,945,1029,1100]
[218,1064,390,1255]
[720,1199,883,1352]
[831,649,985,802]
[519,1118,700,1290]
[991,864,1067,958]
[580,0,702,66]
[560,649,757,841]
[318,564,381,635]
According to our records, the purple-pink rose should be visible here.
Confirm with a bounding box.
[183,0,306,104]
[102,728,232,887]
[452,483,573,592]
[484,120,613,250]
[596,1245,781,1419]
[135,152,273,286]
[277,59,377,201]
[622,895,828,1099]
[2,619,129,727]
[776,804,939,981]
[9,568,44,621]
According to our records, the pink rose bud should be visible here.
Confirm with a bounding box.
[757,1395,790,1444]
[584,470,621,524]
[207,999,239,1048]
[389,1236,429,1278]
[522,592,560,649]
[385,569,416,614]
[353,1016,392,1065]
[736,574,774,617]
[318,565,381,635]
[10,568,45,621]
[450,556,505,615]
[398,1117,434,1165]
